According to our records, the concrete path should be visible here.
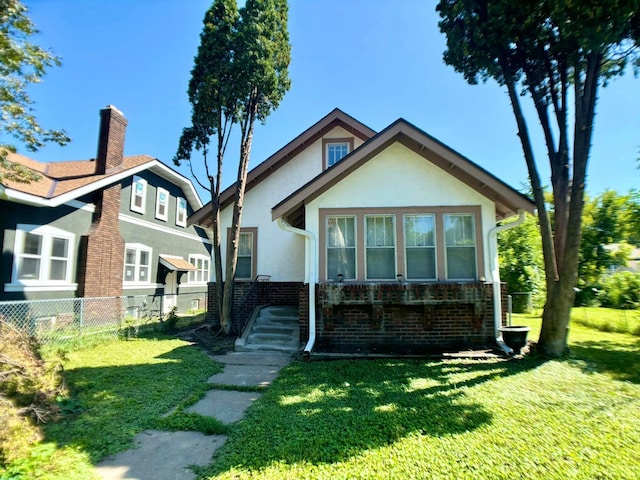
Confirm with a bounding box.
[95,351,293,480]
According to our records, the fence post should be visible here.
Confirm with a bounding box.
[79,297,84,335]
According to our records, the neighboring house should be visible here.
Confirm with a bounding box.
[0,106,211,315]
[604,243,640,274]
[190,108,536,355]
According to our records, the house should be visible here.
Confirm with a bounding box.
[0,106,211,316]
[189,109,535,355]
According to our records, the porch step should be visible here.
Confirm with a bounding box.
[235,306,300,354]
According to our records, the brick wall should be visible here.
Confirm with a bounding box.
[206,280,303,334]
[315,282,499,354]
[77,106,127,298]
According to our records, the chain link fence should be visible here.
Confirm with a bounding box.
[0,291,207,346]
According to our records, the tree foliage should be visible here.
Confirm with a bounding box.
[437,0,640,356]
[176,0,290,333]
[498,213,545,308]
[0,0,69,183]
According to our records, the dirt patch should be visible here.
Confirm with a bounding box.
[176,324,237,354]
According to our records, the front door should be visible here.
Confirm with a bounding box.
[163,271,177,314]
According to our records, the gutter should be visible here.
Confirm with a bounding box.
[276,217,317,354]
[487,210,527,355]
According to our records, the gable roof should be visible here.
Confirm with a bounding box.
[188,108,376,228]
[272,118,535,223]
[1,151,203,211]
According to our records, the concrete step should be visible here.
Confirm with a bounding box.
[235,305,300,354]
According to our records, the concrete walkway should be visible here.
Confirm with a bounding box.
[95,351,293,480]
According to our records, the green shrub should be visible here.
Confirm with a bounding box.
[599,271,640,309]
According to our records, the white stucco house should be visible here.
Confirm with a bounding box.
[189,109,535,355]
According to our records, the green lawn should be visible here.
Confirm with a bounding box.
[2,312,639,480]
[1,334,223,480]
[199,314,640,479]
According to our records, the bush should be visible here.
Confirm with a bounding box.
[0,320,66,465]
[599,271,640,309]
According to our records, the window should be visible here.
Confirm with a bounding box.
[130,176,147,214]
[176,197,187,227]
[404,215,437,280]
[155,187,169,221]
[365,215,396,280]
[123,244,152,284]
[327,216,356,280]
[320,207,481,282]
[236,232,254,280]
[188,254,210,284]
[323,138,354,169]
[11,225,74,286]
[327,143,349,167]
[444,214,477,280]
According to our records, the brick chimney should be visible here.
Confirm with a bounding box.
[77,106,127,298]
[95,105,127,174]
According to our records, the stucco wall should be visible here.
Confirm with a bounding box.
[217,126,366,282]
[305,142,498,282]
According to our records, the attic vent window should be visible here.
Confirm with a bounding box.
[327,143,349,167]
[323,137,354,169]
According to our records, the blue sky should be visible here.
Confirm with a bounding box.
[18,0,640,202]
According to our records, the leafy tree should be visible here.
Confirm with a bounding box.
[437,0,640,356]
[577,190,631,303]
[626,189,640,246]
[498,213,545,309]
[0,0,69,183]
[176,0,290,334]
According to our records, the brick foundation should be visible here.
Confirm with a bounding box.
[315,282,501,354]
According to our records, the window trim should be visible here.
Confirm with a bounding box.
[364,214,397,281]
[187,254,211,285]
[319,206,483,282]
[130,176,147,214]
[155,187,169,221]
[123,243,153,285]
[176,197,187,227]
[403,214,438,281]
[7,224,77,291]
[326,215,357,281]
[322,137,354,170]
[226,227,258,281]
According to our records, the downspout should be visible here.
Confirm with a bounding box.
[276,217,317,354]
[488,209,527,355]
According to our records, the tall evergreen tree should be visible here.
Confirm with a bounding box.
[176,0,290,333]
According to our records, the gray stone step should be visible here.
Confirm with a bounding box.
[235,305,300,354]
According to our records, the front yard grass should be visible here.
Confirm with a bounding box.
[1,334,223,480]
[199,317,640,479]
[3,310,639,479]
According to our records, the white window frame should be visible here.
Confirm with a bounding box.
[443,213,478,281]
[6,224,77,292]
[364,215,397,281]
[130,176,147,214]
[176,197,187,227]
[326,215,357,281]
[155,187,169,221]
[404,214,438,281]
[187,254,211,285]
[327,142,349,167]
[236,231,255,280]
[123,243,153,285]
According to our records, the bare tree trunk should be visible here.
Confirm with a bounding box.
[220,104,257,334]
